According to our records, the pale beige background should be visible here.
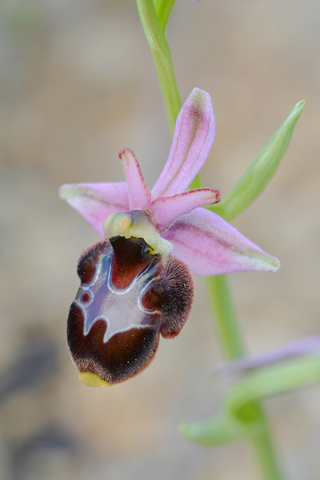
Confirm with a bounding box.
[0,1,320,479]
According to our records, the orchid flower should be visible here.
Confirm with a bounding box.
[60,88,279,387]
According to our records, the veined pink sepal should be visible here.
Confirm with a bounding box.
[163,208,280,275]
[59,182,129,237]
[151,88,215,199]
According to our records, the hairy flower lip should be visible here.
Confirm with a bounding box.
[68,235,194,384]
[59,87,280,276]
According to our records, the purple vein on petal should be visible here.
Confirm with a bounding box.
[149,189,221,232]
[59,182,129,237]
[119,148,151,211]
[162,208,280,275]
[151,88,215,199]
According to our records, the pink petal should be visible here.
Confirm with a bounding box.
[59,182,129,237]
[162,208,280,275]
[149,188,221,232]
[119,148,151,210]
[151,88,215,199]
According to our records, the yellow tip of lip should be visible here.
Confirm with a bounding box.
[78,372,112,387]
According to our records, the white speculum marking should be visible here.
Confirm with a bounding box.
[75,252,160,344]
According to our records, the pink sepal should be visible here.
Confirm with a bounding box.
[59,182,129,237]
[151,88,215,199]
[163,208,280,275]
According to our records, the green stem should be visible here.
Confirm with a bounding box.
[136,2,283,479]
[137,0,202,190]
[136,0,181,135]
[207,276,283,480]
[251,409,283,480]
[206,275,245,358]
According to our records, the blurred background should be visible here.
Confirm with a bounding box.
[0,0,320,479]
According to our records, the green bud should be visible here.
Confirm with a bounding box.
[153,0,176,32]
[211,100,306,221]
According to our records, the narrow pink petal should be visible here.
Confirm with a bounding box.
[151,88,215,199]
[59,182,129,237]
[162,208,280,275]
[149,188,221,232]
[119,148,151,210]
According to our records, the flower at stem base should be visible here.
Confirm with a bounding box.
[60,88,280,385]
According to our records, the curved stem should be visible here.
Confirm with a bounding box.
[207,275,283,480]
[227,355,320,420]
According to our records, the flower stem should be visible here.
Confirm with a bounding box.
[136,0,181,135]
[206,275,244,358]
[207,275,283,480]
[250,410,284,480]
[137,2,283,479]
